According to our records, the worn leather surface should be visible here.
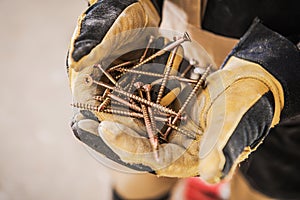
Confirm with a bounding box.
[71,0,138,62]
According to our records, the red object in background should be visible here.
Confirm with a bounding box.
[184,178,230,200]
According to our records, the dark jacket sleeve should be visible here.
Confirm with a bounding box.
[202,0,300,38]
[150,0,164,17]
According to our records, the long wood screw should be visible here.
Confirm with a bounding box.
[71,102,168,122]
[143,84,158,135]
[127,36,155,94]
[84,75,179,116]
[134,82,159,161]
[156,46,179,104]
[131,32,191,70]
[116,68,198,84]
[163,65,211,139]
[98,89,111,111]
[166,123,199,139]
[107,59,138,73]
[95,64,119,87]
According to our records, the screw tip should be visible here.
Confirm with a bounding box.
[148,35,155,43]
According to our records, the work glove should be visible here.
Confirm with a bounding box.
[69,32,190,172]
[67,0,165,171]
[67,0,161,72]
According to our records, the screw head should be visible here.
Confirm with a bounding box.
[183,32,191,42]
[134,81,144,89]
[143,84,152,92]
[189,58,198,66]
[84,75,94,86]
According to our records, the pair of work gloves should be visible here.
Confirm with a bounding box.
[67,0,300,183]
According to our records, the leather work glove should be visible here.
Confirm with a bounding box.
[68,2,300,184]
[66,0,167,171]
[67,0,161,72]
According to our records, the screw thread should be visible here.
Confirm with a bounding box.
[166,123,197,139]
[71,102,100,112]
[156,46,178,104]
[178,65,211,114]
[112,87,178,116]
[118,68,198,84]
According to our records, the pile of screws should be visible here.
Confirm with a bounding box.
[72,32,211,160]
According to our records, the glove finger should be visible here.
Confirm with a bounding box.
[72,118,152,172]
[198,70,271,183]
[98,121,200,177]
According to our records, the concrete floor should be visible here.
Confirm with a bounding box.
[0,0,112,199]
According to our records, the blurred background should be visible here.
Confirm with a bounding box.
[0,0,112,199]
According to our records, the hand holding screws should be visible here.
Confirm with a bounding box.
[72,32,210,161]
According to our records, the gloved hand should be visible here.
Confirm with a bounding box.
[69,33,189,172]
[67,0,163,171]
[67,0,161,114]
[67,0,161,72]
